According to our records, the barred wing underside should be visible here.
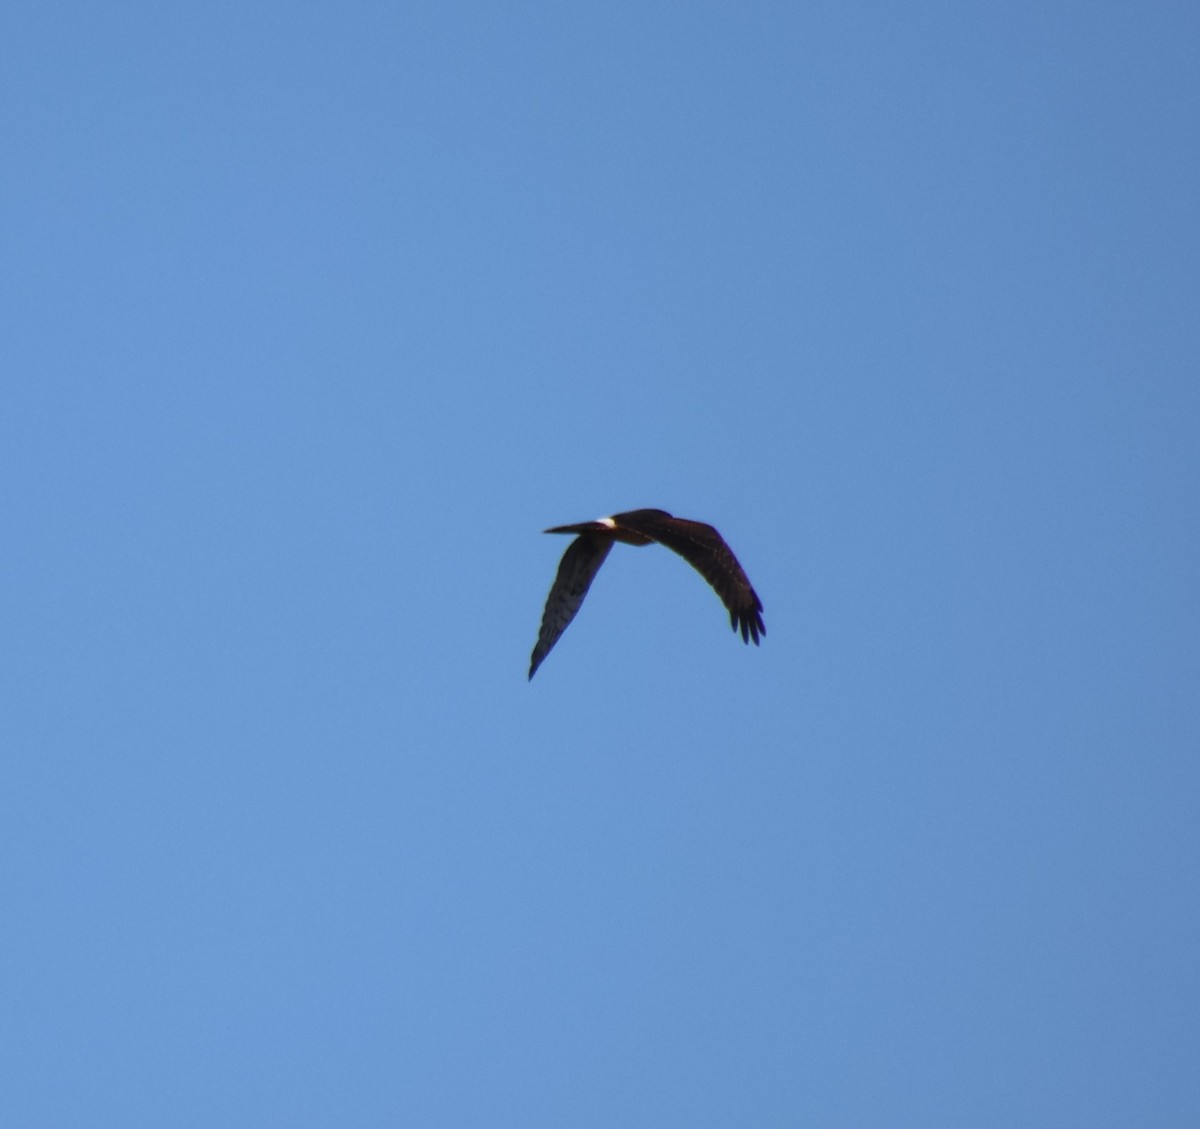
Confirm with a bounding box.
[611,510,765,644]
[528,534,613,680]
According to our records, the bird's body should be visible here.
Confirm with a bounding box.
[528,508,765,679]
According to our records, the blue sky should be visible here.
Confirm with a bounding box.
[3,1,1198,1125]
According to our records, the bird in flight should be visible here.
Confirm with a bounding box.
[529,508,765,679]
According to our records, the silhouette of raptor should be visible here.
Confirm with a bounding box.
[529,508,764,679]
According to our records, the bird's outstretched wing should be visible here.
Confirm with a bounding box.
[611,510,765,644]
[529,533,613,679]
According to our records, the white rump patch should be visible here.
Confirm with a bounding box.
[597,516,617,528]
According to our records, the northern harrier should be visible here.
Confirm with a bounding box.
[529,508,765,679]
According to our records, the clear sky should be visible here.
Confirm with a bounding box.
[3,1,1198,1125]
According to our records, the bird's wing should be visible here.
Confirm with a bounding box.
[529,533,613,679]
[611,511,765,644]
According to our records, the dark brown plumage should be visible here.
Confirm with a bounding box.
[529,508,764,679]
